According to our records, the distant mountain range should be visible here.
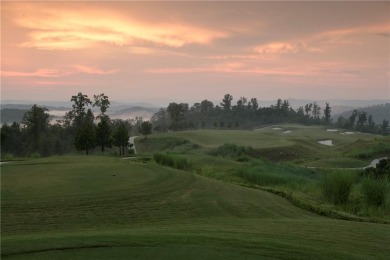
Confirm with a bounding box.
[333,103,390,124]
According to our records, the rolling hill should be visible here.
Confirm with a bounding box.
[2,155,390,258]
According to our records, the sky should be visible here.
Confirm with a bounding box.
[1,1,389,105]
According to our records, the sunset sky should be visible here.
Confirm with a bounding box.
[1,1,389,105]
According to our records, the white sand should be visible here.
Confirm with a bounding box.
[345,132,355,135]
[272,127,282,130]
[318,140,333,146]
[327,129,338,132]
[283,130,292,134]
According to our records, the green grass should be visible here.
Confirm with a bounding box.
[2,156,390,258]
[307,158,369,168]
[136,125,383,166]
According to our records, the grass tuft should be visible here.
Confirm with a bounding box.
[361,178,389,207]
[322,171,355,205]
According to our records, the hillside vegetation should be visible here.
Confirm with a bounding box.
[334,103,390,124]
[2,156,390,258]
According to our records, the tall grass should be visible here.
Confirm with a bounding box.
[208,143,254,158]
[353,142,390,159]
[322,171,355,205]
[237,160,317,187]
[361,178,389,207]
[153,153,191,170]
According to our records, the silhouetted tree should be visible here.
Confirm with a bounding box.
[323,103,332,124]
[139,121,152,139]
[114,123,129,156]
[220,94,233,110]
[75,109,95,155]
[22,104,50,152]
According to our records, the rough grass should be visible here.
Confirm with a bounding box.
[153,152,192,170]
[237,160,318,187]
[2,156,390,258]
[321,171,355,205]
[307,158,369,168]
[361,178,389,207]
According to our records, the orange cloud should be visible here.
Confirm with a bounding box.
[1,69,62,77]
[1,65,118,78]
[254,42,298,55]
[9,3,227,50]
[145,62,308,76]
[72,65,118,75]
[258,22,388,58]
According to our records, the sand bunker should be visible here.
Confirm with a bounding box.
[283,130,292,134]
[272,127,282,130]
[327,129,338,132]
[318,140,333,146]
[345,132,355,135]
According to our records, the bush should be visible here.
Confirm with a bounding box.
[322,172,355,205]
[128,148,135,155]
[1,153,14,161]
[153,153,191,170]
[174,157,191,170]
[29,152,41,159]
[361,178,389,207]
[208,143,254,158]
[361,158,390,179]
[236,161,316,187]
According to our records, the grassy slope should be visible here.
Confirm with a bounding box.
[2,156,390,258]
[138,125,386,167]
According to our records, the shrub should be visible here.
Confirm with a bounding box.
[236,161,316,187]
[128,148,135,155]
[208,143,254,158]
[322,171,355,205]
[29,152,41,159]
[361,178,389,207]
[174,157,191,170]
[153,153,191,170]
[361,158,390,179]
[1,153,14,161]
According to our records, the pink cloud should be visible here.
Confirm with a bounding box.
[72,65,118,75]
[254,42,298,55]
[9,3,227,50]
[1,65,118,78]
[145,62,308,76]
[1,69,62,77]
[33,81,84,86]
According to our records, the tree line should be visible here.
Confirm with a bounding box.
[151,94,389,135]
[1,93,152,158]
[333,110,389,135]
